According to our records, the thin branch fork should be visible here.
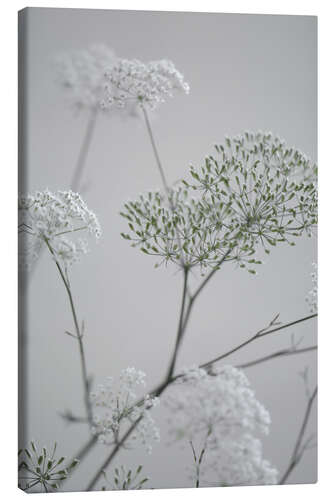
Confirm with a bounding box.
[199,313,317,371]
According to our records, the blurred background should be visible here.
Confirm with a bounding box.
[20,7,317,490]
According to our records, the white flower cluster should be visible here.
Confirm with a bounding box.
[18,190,101,268]
[165,366,278,486]
[55,43,117,111]
[102,58,190,111]
[91,367,160,454]
[306,262,318,313]
[208,434,278,487]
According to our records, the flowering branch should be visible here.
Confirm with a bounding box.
[279,386,317,484]
[84,312,316,490]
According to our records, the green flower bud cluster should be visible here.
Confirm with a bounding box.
[121,132,317,274]
[18,442,79,492]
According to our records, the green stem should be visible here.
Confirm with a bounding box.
[167,250,233,375]
[44,239,93,426]
[70,106,98,192]
[165,267,189,380]
[141,105,169,195]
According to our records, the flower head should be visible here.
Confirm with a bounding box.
[165,365,277,486]
[121,132,317,274]
[55,43,117,111]
[91,367,160,454]
[188,132,317,256]
[18,190,101,268]
[18,442,79,492]
[206,434,278,486]
[102,58,189,111]
[166,366,271,440]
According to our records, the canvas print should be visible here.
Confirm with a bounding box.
[18,8,317,493]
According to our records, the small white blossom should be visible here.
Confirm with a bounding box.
[306,262,318,313]
[18,190,101,268]
[166,366,271,439]
[91,367,160,454]
[165,365,277,486]
[102,58,189,111]
[55,43,117,111]
[206,434,278,486]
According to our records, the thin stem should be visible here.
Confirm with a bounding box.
[141,105,169,194]
[279,386,317,484]
[191,249,232,303]
[87,417,142,491]
[70,106,98,192]
[238,345,317,369]
[199,314,317,370]
[190,430,211,488]
[165,267,189,380]
[141,104,187,268]
[165,250,233,377]
[44,239,93,426]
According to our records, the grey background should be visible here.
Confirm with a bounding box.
[21,8,317,490]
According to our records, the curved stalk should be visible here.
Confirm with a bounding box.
[44,239,93,425]
[141,105,169,195]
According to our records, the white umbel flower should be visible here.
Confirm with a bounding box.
[18,190,101,268]
[55,43,117,111]
[207,434,278,486]
[102,58,189,111]
[91,367,160,454]
[165,366,278,486]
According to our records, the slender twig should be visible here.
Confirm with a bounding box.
[199,314,317,370]
[238,345,317,369]
[87,417,142,491]
[44,238,93,426]
[279,386,318,484]
[190,430,211,488]
[141,105,169,194]
[141,104,189,270]
[165,267,189,380]
[166,250,233,378]
[70,106,98,192]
